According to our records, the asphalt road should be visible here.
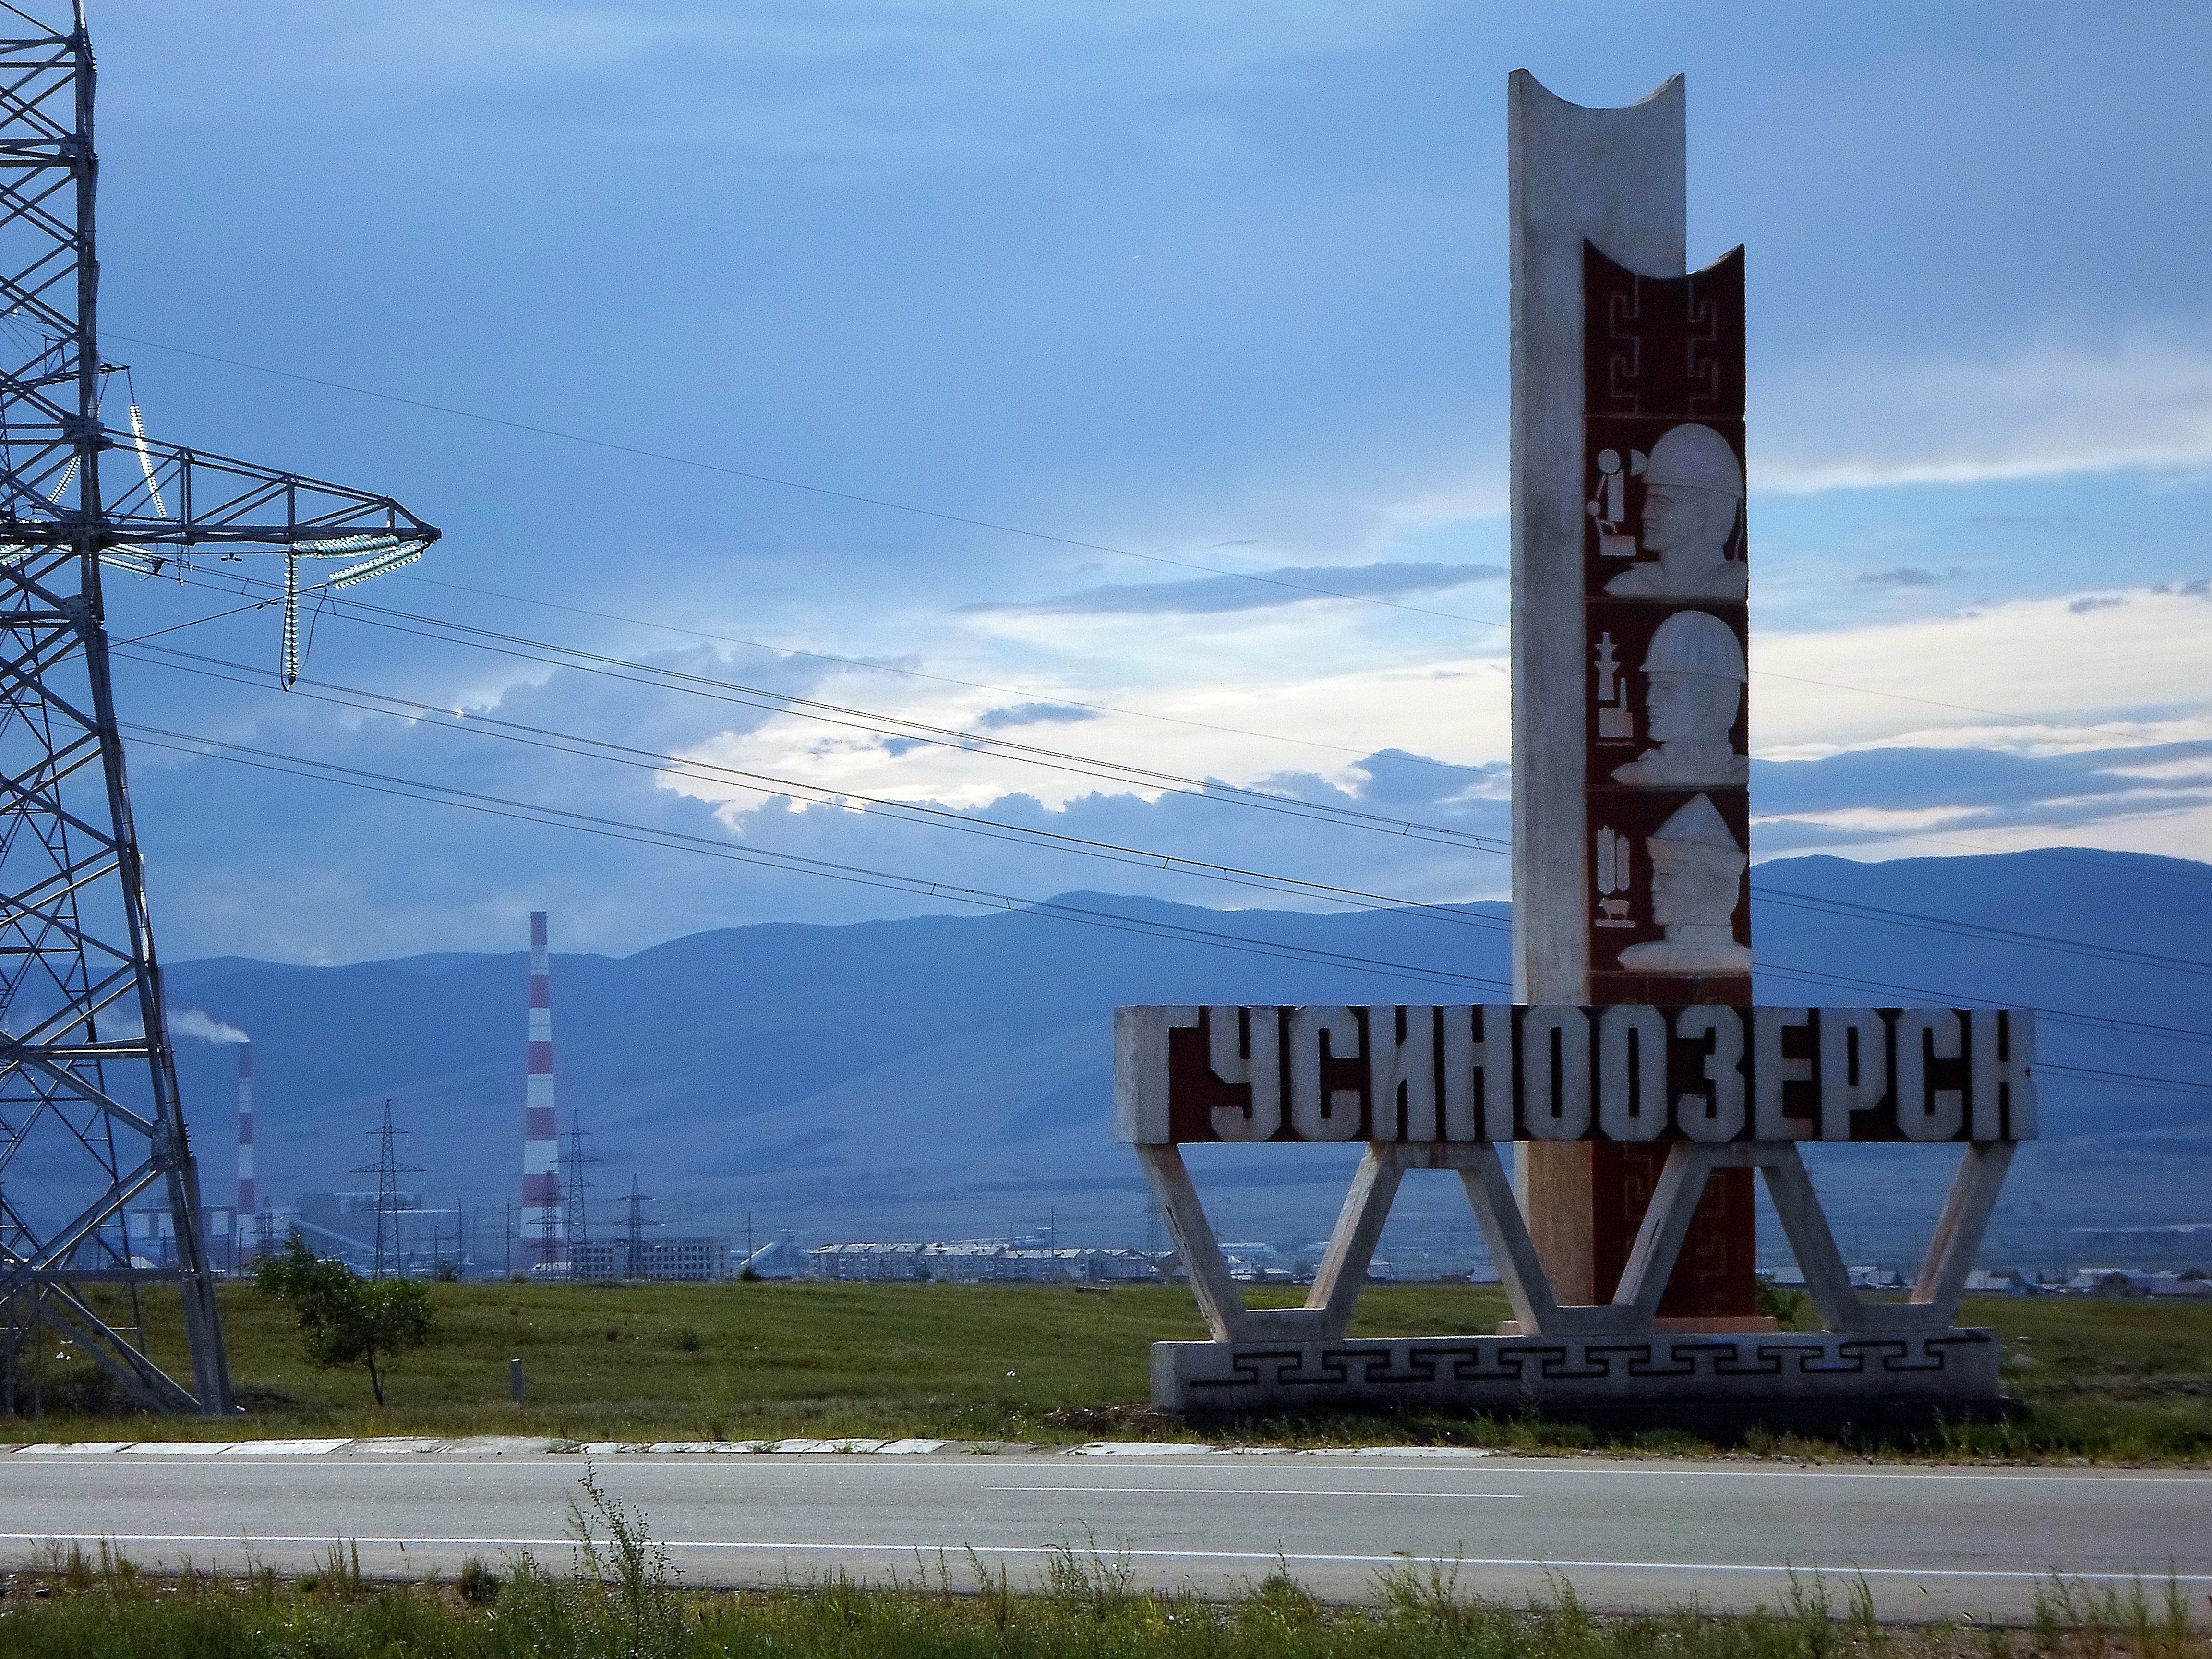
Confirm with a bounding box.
[3,1448,2208,1621]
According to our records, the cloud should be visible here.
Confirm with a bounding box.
[1750,740,2212,854]
[1855,566,1961,587]
[962,561,1505,618]
[1753,588,2212,760]
[2068,595,2128,615]
[171,1009,249,1044]
[1759,339,2212,493]
[973,702,1100,730]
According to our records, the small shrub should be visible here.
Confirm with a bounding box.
[457,1554,500,1604]
[675,1327,702,1352]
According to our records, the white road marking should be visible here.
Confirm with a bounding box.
[5,1455,2207,1488]
[989,1486,1526,1499]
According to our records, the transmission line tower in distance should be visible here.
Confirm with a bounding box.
[619,1175,655,1280]
[0,5,438,1414]
[352,1101,424,1281]
[561,1112,597,1252]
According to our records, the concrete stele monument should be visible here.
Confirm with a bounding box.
[1511,70,1756,1318]
[1110,72,2032,1427]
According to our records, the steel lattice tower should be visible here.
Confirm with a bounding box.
[352,1101,422,1282]
[0,4,438,1413]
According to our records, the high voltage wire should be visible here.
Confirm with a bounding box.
[118,722,1516,992]
[397,570,1467,771]
[110,328,2200,748]
[121,644,1518,934]
[1752,887,2212,977]
[132,566,1515,854]
[115,721,2212,1093]
[104,331,1498,625]
[117,645,2212,1052]
[120,571,2212,985]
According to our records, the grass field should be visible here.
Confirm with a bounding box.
[3,1279,2207,1461]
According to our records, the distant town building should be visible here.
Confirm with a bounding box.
[2067,1268,2154,1297]
[1961,1267,2044,1296]
[805,1241,1156,1284]
[571,1236,732,1281]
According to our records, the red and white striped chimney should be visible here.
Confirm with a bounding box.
[234,1040,256,1221]
[519,910,563,1269]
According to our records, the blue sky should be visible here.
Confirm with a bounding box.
[75,0,2212,962]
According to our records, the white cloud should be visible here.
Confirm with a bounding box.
[1757,338,2212,493]
[1752,587,2212,756]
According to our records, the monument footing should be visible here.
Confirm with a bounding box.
[1153,1330,2013,1435]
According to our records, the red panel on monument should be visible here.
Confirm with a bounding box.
[1583,240,1755,1315]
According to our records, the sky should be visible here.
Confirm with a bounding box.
[66,0,2212,963]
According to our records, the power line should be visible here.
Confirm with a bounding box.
[129,567,1515,854]
[103,330,1500,625]
[1753,886,2212,978]
[119,721,1519,991]
[121,644,1518,933]
[115,672,2212,1050]
[1754,961,2208,1046]
[2037,1063,2211,1097]
[396,571,1476,772]
[123,575,2212,984]
[112,329,2204,748]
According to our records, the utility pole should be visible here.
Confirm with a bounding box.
[0,5,436,1415]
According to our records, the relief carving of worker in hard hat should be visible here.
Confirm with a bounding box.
[1615,793,1753,974]
[1610,610,1747,787]
[1604,423,1747,601]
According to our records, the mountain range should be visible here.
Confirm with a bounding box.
[164,848,2211,1274]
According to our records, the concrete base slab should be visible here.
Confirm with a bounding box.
[1154,1329,2009,1430]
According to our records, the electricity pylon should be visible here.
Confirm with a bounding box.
[352,1101,424,1282]
[561,1112,597,1253]
[0,4,438,1414]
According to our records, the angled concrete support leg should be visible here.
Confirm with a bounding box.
[1136,1143,1342,1343]
[1135,1143,1251,1342]
[1611,1143,1735,1320]
[1304,1143,1408,1339]
[1756,1144,1866,1331]
[1456,1142,1565,1334]
[1908,1140,2016,1324]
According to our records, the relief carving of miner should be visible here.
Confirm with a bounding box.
[1610,609,1748,787]
[1602,422,1747,601]
[1615,792,1754,974]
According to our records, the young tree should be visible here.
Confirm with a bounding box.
[255,1235,434,1407]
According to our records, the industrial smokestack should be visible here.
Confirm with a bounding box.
[519,911,563,1270]
[234,1041,255,1223]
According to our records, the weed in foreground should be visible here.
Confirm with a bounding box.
[0,1522,2205,1659]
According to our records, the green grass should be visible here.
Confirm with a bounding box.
[3,1280,2206,1462]
[0,1532,2204,1659]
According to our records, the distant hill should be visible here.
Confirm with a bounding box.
[166,849,2212,1274]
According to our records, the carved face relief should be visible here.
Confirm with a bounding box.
[1639,483,1735,559]
[1644,671,1740,745]
[1648,858,1738,928]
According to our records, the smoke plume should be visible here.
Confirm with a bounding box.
[170,1009,248,1045]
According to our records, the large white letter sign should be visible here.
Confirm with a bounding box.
[1208,1005,1282,1142]
[1371,1006,1440,1141]
[1893,1008,1965,1142]
[1520,1006,1593,1140]
[1287,1006,1364,1141]
[1596,1004,1669,1140]
[1111,1005,2034,1145]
